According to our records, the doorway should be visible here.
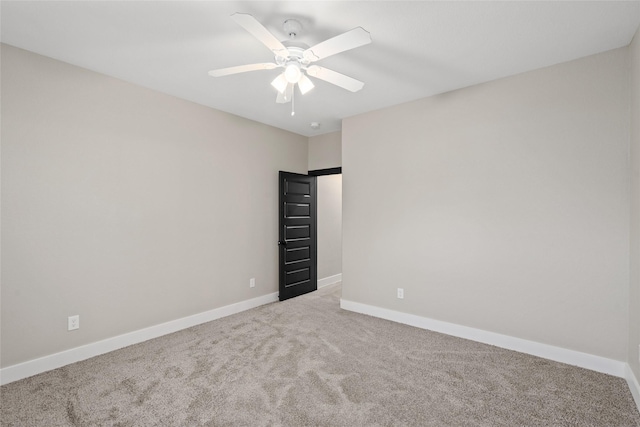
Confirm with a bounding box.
[313,171,342,288]
[309,167,342,290]
[278,168,342,301]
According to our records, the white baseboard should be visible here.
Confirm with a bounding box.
[340,299,626,378]
[0,291,279,386]
[318,273,342,288]
[626,364,640,412]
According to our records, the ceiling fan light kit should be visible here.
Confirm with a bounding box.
[208,13,371,115]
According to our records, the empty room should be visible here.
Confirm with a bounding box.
[2,1,640,425]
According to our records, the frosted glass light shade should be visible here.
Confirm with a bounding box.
[271,73,288,93]
[284,63,301,83]
[298,74,315,95]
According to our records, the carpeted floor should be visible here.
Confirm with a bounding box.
[1,283,639,426]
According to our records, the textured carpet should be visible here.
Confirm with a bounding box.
[1,283,639,426]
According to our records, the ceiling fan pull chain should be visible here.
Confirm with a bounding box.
[291,89,295,116]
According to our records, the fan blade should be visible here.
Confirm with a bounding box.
[306,65,364,92]
[276,84,293,104]
[232,13,289,59]
[303,27,371,62]
[208,63,277,77]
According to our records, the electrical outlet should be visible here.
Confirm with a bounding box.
[68,315,79,331]
[397,288,404,299]
[250,278,255,288]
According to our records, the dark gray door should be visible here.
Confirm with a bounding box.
[278,171,317,301]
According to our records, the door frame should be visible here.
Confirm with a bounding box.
[308,167,342,177]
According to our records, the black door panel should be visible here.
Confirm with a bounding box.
[279,171,317,301]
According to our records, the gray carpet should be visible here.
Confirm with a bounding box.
[1,283,639,426]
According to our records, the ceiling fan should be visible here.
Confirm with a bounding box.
[208,13,372,111]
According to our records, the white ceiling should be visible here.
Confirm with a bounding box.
[2,1,639,137]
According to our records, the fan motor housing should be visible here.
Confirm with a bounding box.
[275,45,310,67]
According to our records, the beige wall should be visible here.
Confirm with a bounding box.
[317,174,342,280]
[0,44,308,367]
[342,48,630,361]
[308,131,341,170]
[630,28,640,379]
